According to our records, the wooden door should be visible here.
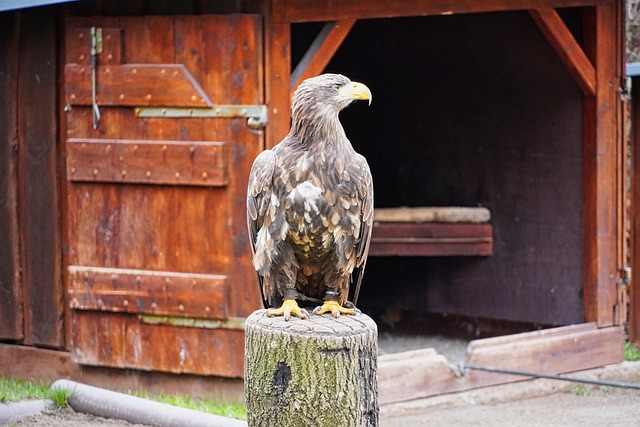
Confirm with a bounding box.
[64,15,264,377]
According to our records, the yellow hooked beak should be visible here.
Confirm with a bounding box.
[339,81,372,106]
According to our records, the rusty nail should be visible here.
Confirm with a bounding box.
[175,172,180,178]
[70,94,77,100]
[146,171,151,177]
[119,93,125,100]
[92,168,98,176]
[202,172,208,179]
[191,95,197,101]
[71,167,76,174]
[161,68,166,74]
[152,302,158,309]
[121,170,126,176]
[123,299,129,307]
[145,94,152,101]
[205,306,211,312]
[79,54,85,61]
[132,68,137,74]
[162,145,167,151]
[178,304,185,311]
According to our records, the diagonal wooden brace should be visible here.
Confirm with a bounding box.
[529,8,596,96]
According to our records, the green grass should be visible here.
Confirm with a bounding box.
[624,342,640,362]
[0,377,51,403]
[132,391,246,420]
[0,376,245,419]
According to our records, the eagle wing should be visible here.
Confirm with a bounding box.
[347,153,374,306]
[246,149,277,309]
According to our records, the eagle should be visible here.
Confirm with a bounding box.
[246,73,374,320]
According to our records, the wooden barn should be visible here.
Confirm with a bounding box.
[0,0,632,405]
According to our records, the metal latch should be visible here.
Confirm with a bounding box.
[134,105,268,130]
[90,26,103,129]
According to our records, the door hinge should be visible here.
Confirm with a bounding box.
[614,266,631,325]
[134,105,268,130]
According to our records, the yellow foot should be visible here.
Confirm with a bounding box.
[267,298,309,321]
[312,300,358,318]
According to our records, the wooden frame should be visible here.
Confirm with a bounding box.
[266,0,625,327]
[631,74,640,345]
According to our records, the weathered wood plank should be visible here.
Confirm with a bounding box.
[582,5,620,326]
[65,64,213,107]
[529,8,596,95]
[70,311,245,377]
[378,325,624,404]
[369,223,493,256]
[265,19,291,149]
[66,138,228,186]
[290,19,356,94]
[374,207,491,223]
[18,8,63,347]
[68,266,228,319]
[465,326,624,387]
[379,350,454,405]
[273,0,613,23]
[0,11,23,341]
[632,75,640,345]
[0,343,244,401]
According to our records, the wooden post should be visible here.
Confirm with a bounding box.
[244,310,378,427]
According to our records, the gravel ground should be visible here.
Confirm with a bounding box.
[7,384,639,427]
[384,385,640,426]
[3,355,638,427]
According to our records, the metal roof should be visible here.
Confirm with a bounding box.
[0,0,83,12]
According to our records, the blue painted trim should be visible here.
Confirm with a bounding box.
[627,62,640,78]
[0,0,83,13]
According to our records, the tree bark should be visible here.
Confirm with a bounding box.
[244,309,379,427]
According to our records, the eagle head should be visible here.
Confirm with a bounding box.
[291,74,372,142]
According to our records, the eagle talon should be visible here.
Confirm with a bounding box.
[267,298,308,320]
[313,300,357,318]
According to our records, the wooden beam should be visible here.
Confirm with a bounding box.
[264,18,291,149]
[582,5,621,327]
[0,343,244,401]
[273,0,613,23]
[631,76,640,345]
[290,19,355,94]
[529,8,596,95]
[378,324,624,405]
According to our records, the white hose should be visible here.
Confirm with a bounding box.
[51,379,247,427]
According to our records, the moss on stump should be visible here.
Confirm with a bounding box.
[244,309,379,427]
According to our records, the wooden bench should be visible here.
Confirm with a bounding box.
[369,207,493,257]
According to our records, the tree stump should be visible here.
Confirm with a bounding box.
[244,309,379,427]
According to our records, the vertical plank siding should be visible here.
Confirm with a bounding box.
[0,12,24,341]
[18,8,64,347]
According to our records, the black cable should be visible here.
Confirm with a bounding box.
[460,363,640,390]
